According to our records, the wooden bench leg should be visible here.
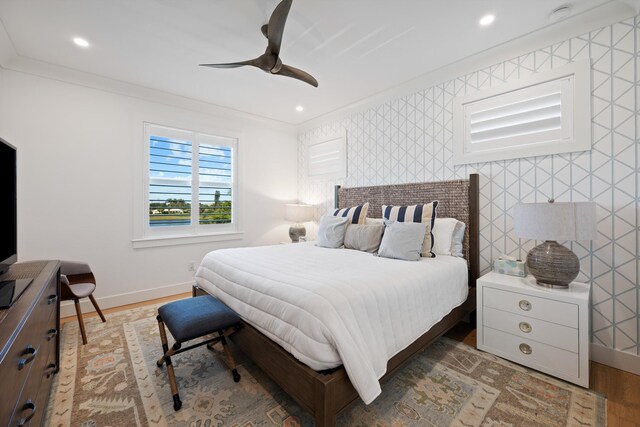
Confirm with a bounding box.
[219,331,240,382]
[156,315,182,410]
[74,299,88,345]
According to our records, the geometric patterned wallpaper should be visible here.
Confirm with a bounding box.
[298,16,639,357]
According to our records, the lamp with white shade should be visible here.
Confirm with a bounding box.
[513,200,597,288]
[285,204,313,243]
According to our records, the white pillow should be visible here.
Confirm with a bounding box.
[451,221,466,257]
[365,217,384,225]
[432,218,457,255]
[315,215,350,248]
[432,218,465,256]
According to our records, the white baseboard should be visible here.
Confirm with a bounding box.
[590,343,640,376]
[60,281,194,318]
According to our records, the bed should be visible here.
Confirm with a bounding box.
[193,174,479,426]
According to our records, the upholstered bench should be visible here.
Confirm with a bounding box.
[156,295,241,410]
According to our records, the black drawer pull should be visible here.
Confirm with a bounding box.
[46,362,57,378]
[47,294,58,305]
[17,400,36,426]
[47,328,58,341]
[18,345,37,370]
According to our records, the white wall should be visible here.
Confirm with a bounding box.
[297,15,640,374]
[0,68,297,314]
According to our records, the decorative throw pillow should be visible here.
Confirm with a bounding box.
[365,217,384,225]
[451,220,466,258]
[332,202,369,224]
[315,215,350,248]
[377,220,427,261]
[382,201,438,257]
[432,218,459,256]
[344,224,385,253]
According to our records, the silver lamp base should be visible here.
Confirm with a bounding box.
[289,223,306,243]
[526,240,579,288]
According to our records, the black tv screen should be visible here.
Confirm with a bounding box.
[0,138,17,275]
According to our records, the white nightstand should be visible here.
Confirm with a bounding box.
[477,272,591,387]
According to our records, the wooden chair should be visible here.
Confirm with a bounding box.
[60,261,106,344]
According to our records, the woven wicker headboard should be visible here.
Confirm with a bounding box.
[337,174,479,283]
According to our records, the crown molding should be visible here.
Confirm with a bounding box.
[2,54,296,133]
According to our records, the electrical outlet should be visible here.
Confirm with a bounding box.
[188,261,196,272]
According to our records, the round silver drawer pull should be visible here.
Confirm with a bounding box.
[519,300,532,311]
[519,343,532,355]
[519,322,532,333]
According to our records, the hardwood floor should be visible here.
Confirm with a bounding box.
[59,292,192,325]
[63,295,639,426]
[445,322,640,427]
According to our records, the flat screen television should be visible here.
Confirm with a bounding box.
[0,137,17,276]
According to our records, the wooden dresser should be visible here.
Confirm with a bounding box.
[0,261,60,426]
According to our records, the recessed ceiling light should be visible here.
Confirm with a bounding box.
[479,14,495,27]
[295,106,304,112]
[73,37,90,48]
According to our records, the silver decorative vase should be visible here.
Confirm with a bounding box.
[526,240,579,288]
[289,224,306,243]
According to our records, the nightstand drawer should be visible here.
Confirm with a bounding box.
[483,327,579,378]
[483,307,578,353]
[484,287,578,327]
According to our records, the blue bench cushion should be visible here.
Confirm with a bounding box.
[158,295,240,343]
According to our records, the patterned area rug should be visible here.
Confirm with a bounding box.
[45,303,606,426]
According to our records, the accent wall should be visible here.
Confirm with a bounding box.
[298,16,640,367]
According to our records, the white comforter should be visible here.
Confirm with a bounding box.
[195,243,468,404]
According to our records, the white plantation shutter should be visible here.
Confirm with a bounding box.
[308,133,347,178]
[145,124,237,236]
[453,60,591,164]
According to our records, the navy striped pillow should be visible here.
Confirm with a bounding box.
[332,202,369,224]
[382,201,439,257]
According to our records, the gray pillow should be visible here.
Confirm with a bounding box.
[315,215,350,248]
[377,220,427,261]
[344,224,385,253]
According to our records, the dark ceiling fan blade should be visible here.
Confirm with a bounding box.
[266,0,293,56]
[199,58,261,69]
[274,63,318,87]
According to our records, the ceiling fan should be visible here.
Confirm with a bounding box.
[200,0,318,87]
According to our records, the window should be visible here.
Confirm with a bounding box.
[453,60,591,164]
[307,131,347,178]
[144,123,237,238]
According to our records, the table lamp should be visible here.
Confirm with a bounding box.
[285,204,313,243]
[513,200,597,288]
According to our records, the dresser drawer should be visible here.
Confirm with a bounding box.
[483,307,578,353]
[483,287,578,327]
[483,327,579,378]
[0,277,58,422]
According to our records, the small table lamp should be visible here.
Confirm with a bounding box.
[514,200,597,288]
[285,204,313,243]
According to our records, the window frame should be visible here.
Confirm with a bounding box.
[453,59,591,165]
[133,122,241,248]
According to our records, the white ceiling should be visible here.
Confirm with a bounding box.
[0,0,619,124]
